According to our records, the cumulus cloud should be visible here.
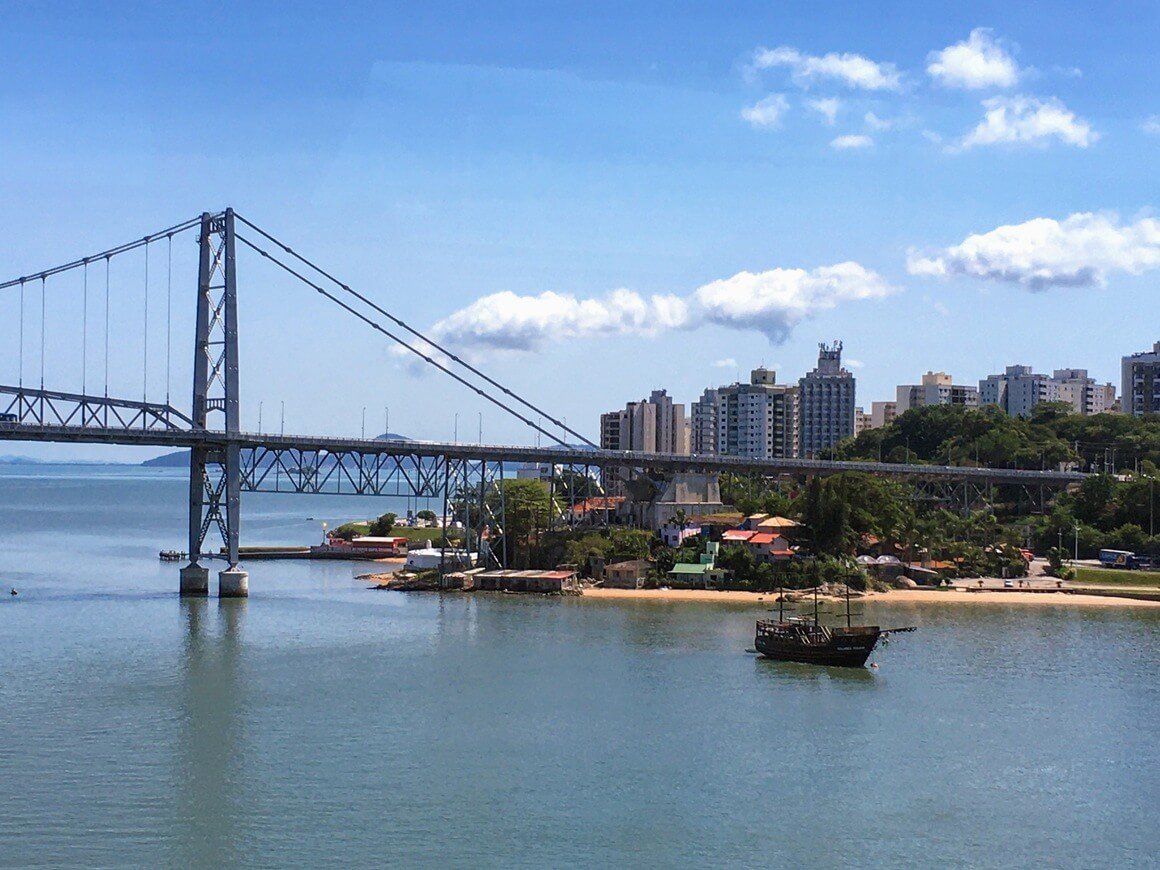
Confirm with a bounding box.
[740,94,789,128]
[831,134,873,150]
[957,95,1097,149]
[423,263,896,354]
[750,46,901,91]
[806,97,841,125]
[907,212,1160,290]
[864,112,894,131]
[927,28,1020,89]
[1142,115,1160,136]
[712,358,738,368]
[694,263,897,342]
[429,289,689,352]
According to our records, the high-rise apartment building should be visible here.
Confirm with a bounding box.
[599,389,689,454]
[895,371,979,413]
[714,368,798,460]
[690,388,720,455]
[854,407,871,435]
[1047,369,1117,416]
[798,341,855,458]
[1121,341,1160,417]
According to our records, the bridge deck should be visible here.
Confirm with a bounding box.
[0,422,1087,485]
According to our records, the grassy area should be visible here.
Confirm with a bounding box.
[1072,566,1160,588]
[331,522,461,544]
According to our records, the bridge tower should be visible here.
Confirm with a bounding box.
[180,209,248,597]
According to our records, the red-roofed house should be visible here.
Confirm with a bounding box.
[745,532,795,563]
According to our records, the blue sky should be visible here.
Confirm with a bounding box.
[1,1,1159,459]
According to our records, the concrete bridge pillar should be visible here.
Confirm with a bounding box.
[218,567,249,598]
[179,564,210,596]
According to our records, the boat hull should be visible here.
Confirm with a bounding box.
[755,627,880,668]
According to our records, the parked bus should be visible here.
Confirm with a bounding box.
[1099,549,1134,568]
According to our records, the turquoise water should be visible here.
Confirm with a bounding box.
[1,465,1158,867]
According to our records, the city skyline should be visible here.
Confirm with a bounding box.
[2,3,1160,460]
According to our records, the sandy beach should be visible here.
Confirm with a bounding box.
[581,586,1160,608]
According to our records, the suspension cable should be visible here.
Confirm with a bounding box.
[0,215,203,291]
[104,256,110,397]
[39,277,45,389]
[166,234,172,404]
[236,234,575,449]
[143,239,149,401]
[18,280,24,387]
[234,213,596,449]
[82,261,88,395]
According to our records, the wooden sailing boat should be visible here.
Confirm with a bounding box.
[754,578,914,668]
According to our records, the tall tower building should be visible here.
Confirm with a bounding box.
[797,341,855,458]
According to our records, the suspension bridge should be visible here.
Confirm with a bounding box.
[0,208,1086,596]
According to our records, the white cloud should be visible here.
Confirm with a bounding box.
[845,358,865,369]
[864,112,894,131]
[958,95,1097,149]
[806,97,841,125]
[429,289,689,352]
[831,134,873,150]
[424,263,896,353]
[927,28,1020,89]
[694,262,897,342]
[1142,115,1160,136]
[740,94,789,128]
[907,212,1160,290]
[751,46,901,91]
[712,358,738,368]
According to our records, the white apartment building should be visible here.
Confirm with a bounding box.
[869,401,897,429]
[980,365,1116,417]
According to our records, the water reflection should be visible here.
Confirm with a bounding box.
[753,656,877,685]
[173,597,247,866]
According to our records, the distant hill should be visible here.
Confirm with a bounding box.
[140,433,414,468]
[142,450,189,468]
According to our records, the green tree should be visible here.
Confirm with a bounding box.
[487,478,551,568]
[367,512,397,536]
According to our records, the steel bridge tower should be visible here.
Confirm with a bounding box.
[180,209,248,597]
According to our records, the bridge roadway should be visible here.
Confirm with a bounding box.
[0,421,1088,486]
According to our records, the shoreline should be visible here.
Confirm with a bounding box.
[581,587,1160,608]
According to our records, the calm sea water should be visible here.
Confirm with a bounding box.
[1,465,1157,868]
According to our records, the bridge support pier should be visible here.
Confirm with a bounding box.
[179,564,210,596]
[218,567,249,598]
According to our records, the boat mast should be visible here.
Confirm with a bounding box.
[845,578,852,628]
[813,581,819,626]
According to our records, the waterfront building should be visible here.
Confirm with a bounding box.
[895,371,979,413]
[1121,341,1160,417]
[980,365,1116,417]
[869,400,897,429]
[714,367,798,460]
[798,341,855,458]
[603,559,651,589]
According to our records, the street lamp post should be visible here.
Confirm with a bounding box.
[384,406,389,440]
[454,413,458,444]
[361,406,366,440]
[258,400,263,434]
[1074,522,1079,563]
